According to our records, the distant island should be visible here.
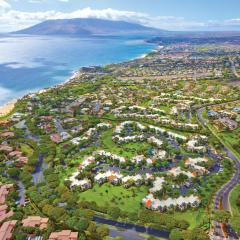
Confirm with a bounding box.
[14,18,164,36]
[13,18,240,40]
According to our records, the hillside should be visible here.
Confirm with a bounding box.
[14,18,163,36]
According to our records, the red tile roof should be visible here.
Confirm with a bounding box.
[0,145,13,153]
[22,216,49,230]
[49,230,78,240]
[0,220,17,240]
[50,134,61,143]
[145,199,152,208]
[0,184,13,205]
[0,132,15,138]
[8,151,22,158]
[0,204,13,222]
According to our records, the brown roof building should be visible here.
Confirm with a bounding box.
[6,150,29,167]
[22,216,49,230]
[8,151,22,158]
[0,205,14,222]
[0,220,17,240]
[0,145,13,153]
[40,116,54,121]
[0,184,13,205]
[0,132,15,138]
[17,156,29,166]
[50,134,62,143]
[49,230,78,240]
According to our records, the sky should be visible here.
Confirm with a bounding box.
[0,0,240,32]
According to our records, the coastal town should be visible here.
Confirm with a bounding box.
[0,41,240,240]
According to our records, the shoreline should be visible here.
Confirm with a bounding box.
[0,44,160,118]
[0,100,17,118]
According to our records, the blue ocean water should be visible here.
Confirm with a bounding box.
[0,34,156,105]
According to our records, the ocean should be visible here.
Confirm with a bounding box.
[0,34,155,106]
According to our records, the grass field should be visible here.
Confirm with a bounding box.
[173,208,209,229]
[229,184,240,216]
[20,143,34,157]
[219,128,240,159]
[78,183,148,214]
[206,123,240,160]
[101,129,150,159]
[78,181,208,229]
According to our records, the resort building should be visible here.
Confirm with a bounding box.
[22,216,49,230]
[168,167,194,178]
[0,184,13,205]
[0,205,13,222]
[49,230,78,240]
[69,175,92,190]
[149,177,165,193]
[143,194,200,211]
[0,220,17,240]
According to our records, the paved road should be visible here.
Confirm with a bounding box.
[197,107,240,211]
[196,107,240,239]
[55,118,65,134]
[215,148,240,211]
[32,154,49,185]
[16,181,26,206]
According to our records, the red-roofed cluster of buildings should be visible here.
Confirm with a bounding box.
[0,205,14,223]
[0,132,15,138]
[22,216,49,230]
[0,220,17,240]
[50,133,62,144]
[0,210,79,240]
[0,184,13,205]
[0,184,14,223]
[0,145,28,167]
[0,146,13,154]
[49,230,78,240]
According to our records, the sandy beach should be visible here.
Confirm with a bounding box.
[0,100,16,118]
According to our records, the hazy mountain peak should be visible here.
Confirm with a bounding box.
[14,18,164,36]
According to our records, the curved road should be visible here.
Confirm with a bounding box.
[196,107,240,239]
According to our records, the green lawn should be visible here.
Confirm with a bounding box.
[219,128,240,159]
[173,208,209,229]
[206,123,240,160]
[204,108,240,159]
[101,129,150,159]
[20,144,34,157]
[229,184,240,216]
[78,183,148,214]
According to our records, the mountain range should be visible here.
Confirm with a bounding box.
[14,18,164,36]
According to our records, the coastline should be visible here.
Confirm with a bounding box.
[0,69,83,118]
[0,44,160,118]
[131,45,163,60]
[0,100,17,118]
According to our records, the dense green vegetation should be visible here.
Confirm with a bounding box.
[1,43,240,239]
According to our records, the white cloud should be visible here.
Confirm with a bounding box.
[0,6,239,32]
[28,0,44,3]
[0,7,150,32]
[0,0,11,9]
[27,0,69,2]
